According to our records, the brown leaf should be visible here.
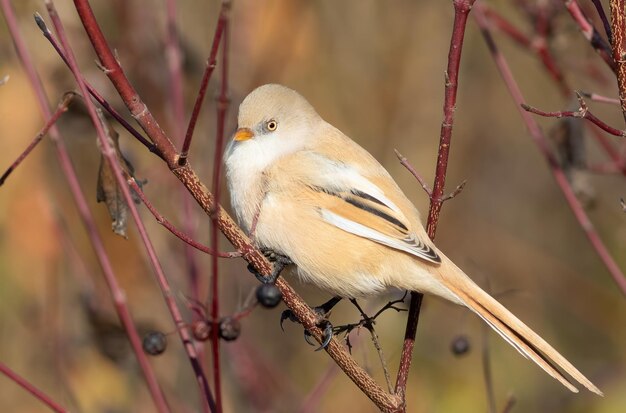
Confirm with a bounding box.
[95,109,142,238]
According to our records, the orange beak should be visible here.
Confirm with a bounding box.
[233,128,254,142]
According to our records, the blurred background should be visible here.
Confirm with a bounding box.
[1,0,625,412]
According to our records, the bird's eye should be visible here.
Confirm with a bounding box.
[266,120,278,131]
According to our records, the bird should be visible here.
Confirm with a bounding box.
[224,83,602,395]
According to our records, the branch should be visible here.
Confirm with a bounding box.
[128,178,240,258]
[0,362,67,413]
[178,2,229,166]
[394,0,476,406]
[521,92,626,137]
[474,5,626,297]
[0,92,74,186]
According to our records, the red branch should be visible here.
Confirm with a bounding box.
[128,178,240,258]
[474,5,626,297]
[0,362,67,413]
[209,4,230,410]
[522,93,626,137]
[394,0,476,406]
[178,3,229,165]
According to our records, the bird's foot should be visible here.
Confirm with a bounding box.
[247,248,293,284]
[280,296,343,351]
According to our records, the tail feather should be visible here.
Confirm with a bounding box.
[435,260,602,396]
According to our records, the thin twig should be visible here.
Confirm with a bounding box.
[178,2,229,166]
[394,149,432,196]
[44,2,217,411]
[474,5,626,297]
[521,92,626,137]
[394,2,476,406]
[579,91,621,105]
[0,362,68,413]
[128,178,241,258]
[0,92,74,186]
[1,3,170,412]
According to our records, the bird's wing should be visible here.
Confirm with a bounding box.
[292,152,441,265]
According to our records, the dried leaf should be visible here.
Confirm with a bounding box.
[95,109,142,238]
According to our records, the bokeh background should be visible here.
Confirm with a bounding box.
[1,1,625,412]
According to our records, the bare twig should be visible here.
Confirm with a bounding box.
[579,91,621,105]
[521,93,626,137]
[394,149,432,196]
[394,1,477,406]
[0,92,74,186]
[474,5,626,297]
[128,178,240,258]
[0,362,68,413]
[178,2,229,166]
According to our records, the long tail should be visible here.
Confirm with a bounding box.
[433,258,602,395]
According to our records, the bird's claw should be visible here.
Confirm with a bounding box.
[304,321,334,351]
[280,309,298,331]
[247,248,293,284]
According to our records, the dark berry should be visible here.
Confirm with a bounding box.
[218,317,241,341]
[143,331,167,355]
[256,283,282,308]
[191,320,211,341]
[451,334,470,356]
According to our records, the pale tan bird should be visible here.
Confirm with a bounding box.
[224,84,602,395]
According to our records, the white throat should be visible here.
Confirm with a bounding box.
[224,128,308,231]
